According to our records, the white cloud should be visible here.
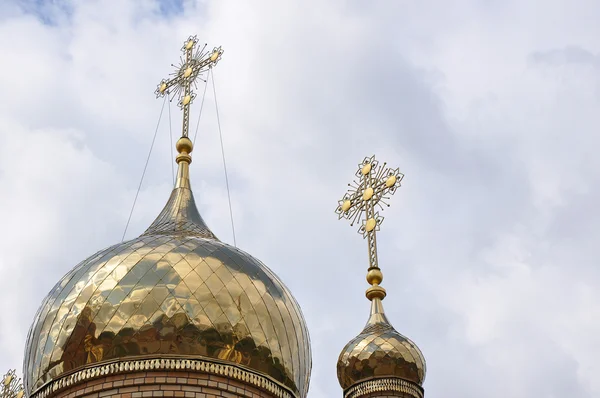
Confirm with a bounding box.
[1,1,600,397]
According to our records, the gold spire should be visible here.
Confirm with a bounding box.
[335,155,404,300]
[335,157,426,396]
[143,36,224,239]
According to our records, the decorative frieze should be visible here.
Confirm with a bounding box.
[344,377,424,398]
[31,357,295,398]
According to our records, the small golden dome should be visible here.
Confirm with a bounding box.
[337,298,426,390]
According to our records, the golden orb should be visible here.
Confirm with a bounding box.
[176,137,193,154]
[183,67,193,78]
[386,175,397,188]
[210,51,220,62]
[185,40,194,50]
[182,95,192,105]
[362,187,374,201]
[159,82,167,93]
[365,218,376,232]
[366,268,383,285]
[341,200,351,212]
[361,163,372,175]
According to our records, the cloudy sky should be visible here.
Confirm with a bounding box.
[1,0,600,397]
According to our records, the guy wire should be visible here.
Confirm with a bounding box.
[122,95,167,242]
[168,96,175,185]
[192,74,210,144]
[211,70,237,247]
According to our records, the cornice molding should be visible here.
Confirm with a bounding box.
[344,377,424,398]
[31,356,296,398]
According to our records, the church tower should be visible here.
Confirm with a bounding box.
[335,157,426,398]
[21,36,311,398]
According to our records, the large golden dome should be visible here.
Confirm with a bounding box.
[23,138,311,397]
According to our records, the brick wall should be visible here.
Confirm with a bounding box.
[48,371,278,398]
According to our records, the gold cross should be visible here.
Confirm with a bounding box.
[155,35,223,138]
[335,155,404,273]
[1,370,23,398]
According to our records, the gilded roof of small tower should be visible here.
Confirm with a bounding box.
[337,298,426,389]
[334,156,426,395]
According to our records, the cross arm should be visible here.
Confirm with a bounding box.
[372,168,404,197]
[155,75,182,97]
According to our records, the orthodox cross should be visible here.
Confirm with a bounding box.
[335,156,404,273]
[155,35,223,138]
[1,370,23,398]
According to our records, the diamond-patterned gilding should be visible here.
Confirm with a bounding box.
[23,154,311,397]
[24,236,310,396]
[336,299,425,390]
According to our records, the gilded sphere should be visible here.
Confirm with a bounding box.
[23,235,311,397]
[337,320,426,389]
[176,137,193,154]
[366,268,383,285]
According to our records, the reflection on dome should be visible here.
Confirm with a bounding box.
[24,236,310,396]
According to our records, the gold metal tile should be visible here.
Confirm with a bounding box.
[193,282,212,304]
[184,270,203,293]
[196,261,213,281]
[173,259,193,278]
[205,273,225,296]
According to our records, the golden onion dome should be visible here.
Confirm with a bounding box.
[336,297,426,390]
[23,137,311,397]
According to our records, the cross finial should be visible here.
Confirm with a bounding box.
[1,370,23,398]
[155,35,223,139]
[335,155,404,300]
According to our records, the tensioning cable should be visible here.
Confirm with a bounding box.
[167,96,175,185]
[122,95,168,241]
[211,69,237,247]
[192,73,210,144]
